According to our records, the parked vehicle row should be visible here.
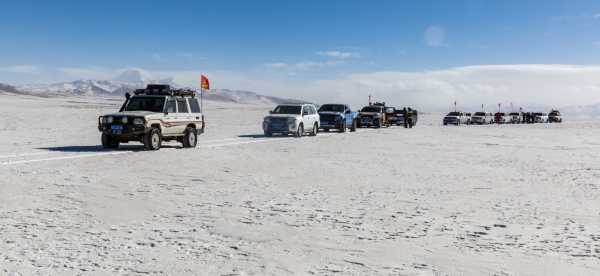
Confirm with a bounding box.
[263,102,418,137]
[443,110,562,125]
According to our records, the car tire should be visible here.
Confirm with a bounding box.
[144,128,162,150]
[339,121,346,133]
[310,123,318,136]
[182,127,197,148]
[350,120,357,132]
[101,133,119,149]
[295,124,303,138]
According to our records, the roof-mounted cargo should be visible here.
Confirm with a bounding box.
[133,84,196,97]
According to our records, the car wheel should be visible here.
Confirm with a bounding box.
[350,120,357,132]
[101,133,119,149]
[311,123,318,136]
[182,127,197,148]
[339,121,346,133]
[295,124,303,138]
[144,128,162,150]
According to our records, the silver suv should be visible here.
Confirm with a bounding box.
[263,104,320,137]
[98,85,205,150]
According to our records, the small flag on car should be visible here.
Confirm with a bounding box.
[201,75,210,90]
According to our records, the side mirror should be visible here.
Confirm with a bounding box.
[269,110,273,114]
[125,92,131,99]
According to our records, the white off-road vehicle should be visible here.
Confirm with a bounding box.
[98,84,205,150]
[262,103,320,137]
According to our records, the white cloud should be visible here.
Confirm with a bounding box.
[0,65,39,74]
[317,51,358,59]
[424,25,446,47]
[263,60,341,72]
[264,63,289,69]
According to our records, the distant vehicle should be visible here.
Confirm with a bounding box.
[384,106,399,126]
[357,105,386,128]
[548,110,562,123]
[98,84,205,150]
[465,113,472,125]
[372,102,393,127]
[263,104,320,137]
[508,112,523,124]
[318,104,358,132]
[532,112,549,123]
[443,111,469,125]
[493,112,509,124]
[394,107,419,127]
[470,112,493,125]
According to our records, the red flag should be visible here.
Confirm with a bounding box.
[200,75,210,90]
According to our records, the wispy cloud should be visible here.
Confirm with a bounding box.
[424,25,446,47]
[0,65,39,74]
[317,50,359,59]
[263,60,341,71]
[552,13,600,21]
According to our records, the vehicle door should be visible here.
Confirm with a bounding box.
[188,98,203,128]
[344,105,353,126]
[175,98,192,133]
[308,105,318,130]
[163,98,178,135]
[301,106,310,129]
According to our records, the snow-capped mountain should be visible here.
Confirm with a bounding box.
[17,69,177,96]
[10,69,302,105]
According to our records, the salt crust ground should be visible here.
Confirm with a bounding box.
[0,94,599,275]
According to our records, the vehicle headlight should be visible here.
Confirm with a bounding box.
[133,118,144,125]
[287,117,296,124]
[121,116,128,124]
[373,114,380,118]
[107,116,113,123]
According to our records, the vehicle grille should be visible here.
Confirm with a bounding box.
[320,114,338,122]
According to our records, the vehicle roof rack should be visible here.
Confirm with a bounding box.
[133,84,196,97]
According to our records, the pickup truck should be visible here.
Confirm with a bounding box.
[318,104,358,132]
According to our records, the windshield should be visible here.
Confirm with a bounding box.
[124,97,165,112]
[447,112,460,116]
[319,104,345,112]
[361,106,381,112]
[474,112,486,116]
[550,111,561,115]
[272,105,302,115]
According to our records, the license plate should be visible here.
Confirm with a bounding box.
[111,125,123,134]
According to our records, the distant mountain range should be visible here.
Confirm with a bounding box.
[0,69,303,105]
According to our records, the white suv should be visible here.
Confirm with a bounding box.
[263,104,320,137]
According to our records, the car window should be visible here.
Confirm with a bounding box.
[189,98,201,113]
[165,100,176,113]
[310,106,317,114]
[177,99,188,113]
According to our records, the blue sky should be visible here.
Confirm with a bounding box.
[2,0,600,108]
